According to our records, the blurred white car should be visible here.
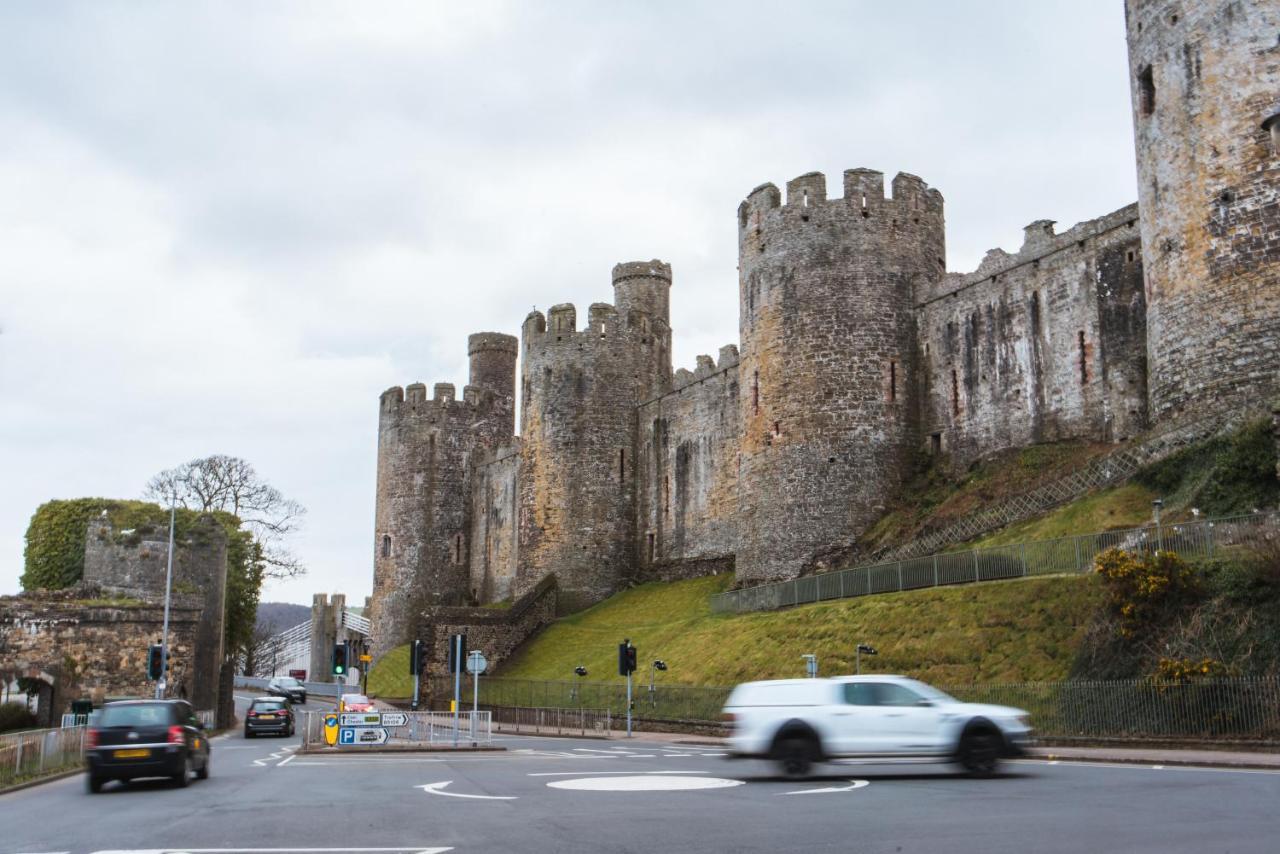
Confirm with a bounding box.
[722,675,1032,777]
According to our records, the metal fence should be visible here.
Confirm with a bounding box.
[300,709,492,749]
[712,510,1280,614]
[0,725,87,788]
[486,706,612,737]
[464,676,1280,742]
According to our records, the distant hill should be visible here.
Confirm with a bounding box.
[256,602,311,634]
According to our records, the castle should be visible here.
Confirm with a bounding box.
[368,0,1280,658]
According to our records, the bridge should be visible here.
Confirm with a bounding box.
[248,593,371,681]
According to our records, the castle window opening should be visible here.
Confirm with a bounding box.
[619,448,626,483]
[887,361,897,402]
[647,532,655,562]
[454,534,463,565]
[752,370,760,415]
[663,476,670,516]
[773,421,781,437]
[1138,65,1155,116]
[1078,331,1089,384]
[1264,111,1280,155]
[381,535,391,558]
[951,368,960,418]
[930,432,943,455]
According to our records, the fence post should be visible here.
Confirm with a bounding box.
[897,562,903,591]
[1020,542,1028,577]
[1074,536,1082,573]
[933,555,939,587]
[973,549,980,582]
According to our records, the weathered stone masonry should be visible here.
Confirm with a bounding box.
[369,0,1280,661]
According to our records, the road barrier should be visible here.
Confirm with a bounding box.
[711,510,1280,614]
[0,726,86,788]
[463,676,1280,743]
[485,706,611,737]
[300,709,492,749]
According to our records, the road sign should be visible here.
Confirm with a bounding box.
[338,726,388,745]
[380,712,408,727]
[341,712,381,727]
[360,653,372,662]
[323,713,339,746]
[466,651,487,675]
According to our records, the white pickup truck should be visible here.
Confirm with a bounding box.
[722,675,1032,777]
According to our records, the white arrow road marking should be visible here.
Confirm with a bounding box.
[416,780,518,800]
[781,779,871,796]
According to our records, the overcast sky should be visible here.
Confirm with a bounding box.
[0,1,1138,607]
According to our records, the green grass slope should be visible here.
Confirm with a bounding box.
[494,572,1102,687]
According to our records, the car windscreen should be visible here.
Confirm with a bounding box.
[277,678,302,687]
[346,695,370,704]
[253,700,286,711]
[903,680,957,703]
[99,703,173,727]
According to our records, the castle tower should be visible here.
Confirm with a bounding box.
[1126,0,1280,421]
[516,262,673,612]
[367,333,516,658]
[735,169,945,584]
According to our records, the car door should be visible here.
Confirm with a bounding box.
[827,681,881,755]
[871,682,946,754]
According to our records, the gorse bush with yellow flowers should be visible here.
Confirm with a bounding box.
[1094,548,1201,634]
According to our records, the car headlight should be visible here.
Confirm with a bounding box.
[1012,715,1031,729]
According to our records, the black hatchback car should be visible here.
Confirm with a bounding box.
[244,696,294,737]
[266,676,307,704]
[85,699,211,792]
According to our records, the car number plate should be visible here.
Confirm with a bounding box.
[259,714,277,720]
[113,748,150,759]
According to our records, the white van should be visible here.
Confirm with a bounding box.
[722,675,1032,777]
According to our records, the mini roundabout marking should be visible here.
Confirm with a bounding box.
[546,775,746,792]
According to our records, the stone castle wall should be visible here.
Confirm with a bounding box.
[469,441,521,604]
[917,206,1149,467]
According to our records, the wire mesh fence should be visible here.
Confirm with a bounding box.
[0,726,87,788]
[459,676,1280,742]
[711,510,1280,614]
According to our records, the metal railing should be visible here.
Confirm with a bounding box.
[0,726,87,788]
[234,675,350,696]
[486,706,611,737]
[465,676,1280,742]
[300,709,492,749]
[247,609,371,678]
[712,510,1280,614]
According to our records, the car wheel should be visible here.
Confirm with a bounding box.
[776,736,816,779]
[173,756,192,788]
[196,754,209,780]
[87,773,105,794]
[958,728,1002,777]
[288,723,295,737]
[244,728,253,739]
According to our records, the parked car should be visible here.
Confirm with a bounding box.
[267,676,307,704]
[85,699,211,792]
[339,693,374,713]
[244,696,295,738]
[722,675,1032,777]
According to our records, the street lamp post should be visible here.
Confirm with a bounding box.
[572,666,587,705]
[855,643,878,675]
[1153,498,1165,553]
[648,660,667,707]
[156,495,177,700]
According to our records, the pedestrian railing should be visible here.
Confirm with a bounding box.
[465,676,1280,743]
[300,709,493,749]
[486,706,611,737]
[0,726,86,788]
[711,510,1280,614]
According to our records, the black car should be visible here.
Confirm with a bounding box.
[266,676,307,704]
[245,696,295,738]
[85,699,211,792]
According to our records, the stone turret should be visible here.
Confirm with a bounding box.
[1126,0,1280,421]
[735,169,945,584]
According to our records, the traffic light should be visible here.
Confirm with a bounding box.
[618,640,637,676]
[332,643,348,676]
[147,644,164,681]
[447,634,468,674]
[409,639,423,675]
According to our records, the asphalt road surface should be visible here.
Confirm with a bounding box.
[4,694,1279,853]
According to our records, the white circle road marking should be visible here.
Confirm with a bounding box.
[547,775,745,792]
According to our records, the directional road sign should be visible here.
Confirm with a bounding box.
[380,712,408,727]
[338,726,389,745]
[466,651,487,675]
[341,712,381,727]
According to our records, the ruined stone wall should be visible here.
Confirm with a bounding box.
[636,345,740,575]
[469,441,521,604]
[0,591,201,722]
[1127,0,1280,422]
[917,206,1148,467]
[515,263,673,613]
[369,333,517,658]
[734,169,943,584]
[81,516,226,711]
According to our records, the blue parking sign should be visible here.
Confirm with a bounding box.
[338,727,356,745]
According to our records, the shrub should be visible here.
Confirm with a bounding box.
[0,702,37,734]
[1094,548,1200,633]
[1154,656,1228,682]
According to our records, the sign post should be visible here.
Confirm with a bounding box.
[452,634,463,747]
[466,650,487,741]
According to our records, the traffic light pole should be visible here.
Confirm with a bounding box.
[156,498,176,700]
[626,671,632,738]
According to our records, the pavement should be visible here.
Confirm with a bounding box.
[3,694,1280,853]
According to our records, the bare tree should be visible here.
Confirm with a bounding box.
[145,454,307,579]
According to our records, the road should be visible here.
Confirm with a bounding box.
[3,694,1279,853]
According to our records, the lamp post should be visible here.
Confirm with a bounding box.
[855,643,878,675]
[648,660,667,707]
[572,665,587,705]
[156,494,177,700]
[801,654,817,679]
[1153,498,1164,553]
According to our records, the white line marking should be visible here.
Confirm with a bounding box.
[781,779,871,796]
[90,848,452,853]
[528,770,709,777]
[416,780,517,800]
[279,755,296,766]
[1153,765,1164,769]
[624,754,657,758]
[547,775,744,792]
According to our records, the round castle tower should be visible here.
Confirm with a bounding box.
[368,332,517,658]
[516,262,674,613]
[1127,0,1280,421]
[735,169,944,584]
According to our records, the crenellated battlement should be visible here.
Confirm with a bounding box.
[379,381,507,423]
[737,168,944,232]
[670,345,739,391]
[468,332,518,357]
[522,300,667,348]
[612,259,672,284]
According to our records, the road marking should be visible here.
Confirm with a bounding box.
[1153,765,1164,769]
[279,754,296,766]
[781,779,871,796]
[90,848,452,854]
[253,744,296,767]
[528,770,708,777]
[416,780,517,800]
[624,754,657,758]
[547,775,744,792]
[572,748,636,754]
